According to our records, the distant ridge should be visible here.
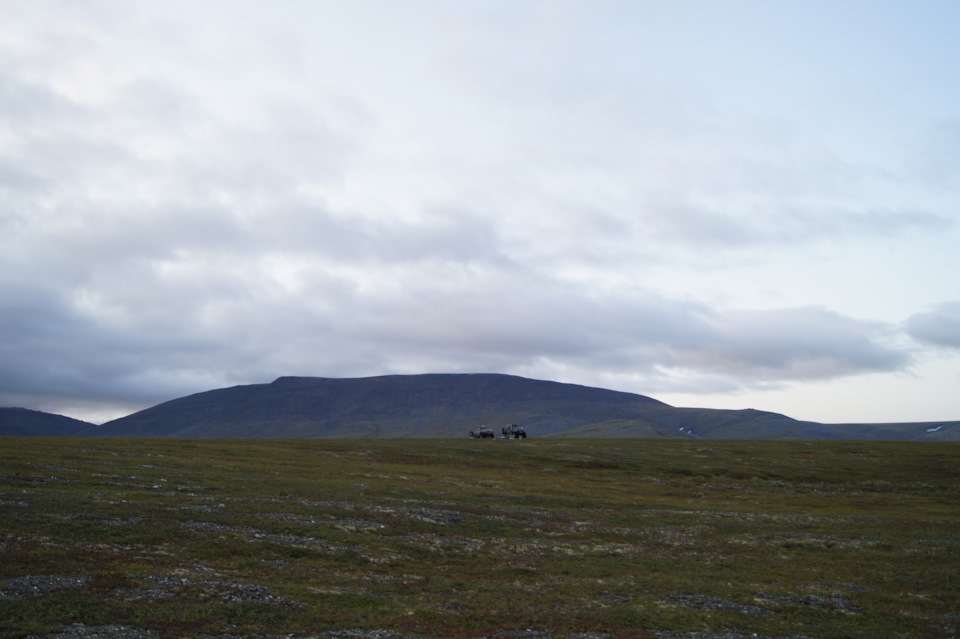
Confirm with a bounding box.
[0,407,97,436]
[85,373,960,440]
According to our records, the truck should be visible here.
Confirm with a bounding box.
[468,425,495,438]
[501,424,527,439]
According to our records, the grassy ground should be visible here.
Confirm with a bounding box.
[1,437,958,638]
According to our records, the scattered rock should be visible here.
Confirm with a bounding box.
[377,506,463,524]
[755,592,860,612]
[179,520,336,549]
[207,581,283,604]
[479,631,613,639]
[25,625,157,639]
[320,632,420,639]
[817,582,869,592]
[0,575,90,600]
[112,575,190,601]
[595,593,631,604]
[665,594,772,615]
[651,632,822,639]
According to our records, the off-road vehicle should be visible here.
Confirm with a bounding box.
[469,426,495,438]
[501,424,527,439]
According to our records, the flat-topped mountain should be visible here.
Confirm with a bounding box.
[84,374,960,440]
[90,374,667,438]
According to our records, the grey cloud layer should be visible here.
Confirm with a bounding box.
[0,200,915,412]
[907,303,960,350]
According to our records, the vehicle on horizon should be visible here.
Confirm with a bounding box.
[501,424,527,439]
[469,425,495,438]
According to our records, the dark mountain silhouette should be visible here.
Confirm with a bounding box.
[86,374,960,440]
[0,407,97,436]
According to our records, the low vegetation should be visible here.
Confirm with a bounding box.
[1,437,958,638]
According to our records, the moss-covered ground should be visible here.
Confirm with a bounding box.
[1,437,958,638]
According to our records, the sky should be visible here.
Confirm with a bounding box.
[2,0,959,426]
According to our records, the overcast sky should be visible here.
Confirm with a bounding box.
[2,0,959,425]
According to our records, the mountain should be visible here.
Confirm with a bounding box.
[91,374,667,438]
[88,374,960,440]
[0,407,98,436]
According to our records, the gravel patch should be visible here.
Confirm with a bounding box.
[320,632,421,639]
[113,575,189,600]
[755,592,860,612]
[477,632,613,639]
[0,575,90,599]
[256,513,387,530]
[195,633,425,639]
[651,633,822,639]
[664,594,772,615]
[817,581,869,592]
[108,574,298,606]
[25,625,158,639]
[201,581,286,604]
[179,520,335,548]
[370,506,463,524]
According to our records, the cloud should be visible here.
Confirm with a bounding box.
[906,302,960,350]
[1,198,913,416]
[666,306,908,380]
[3,236,911,407]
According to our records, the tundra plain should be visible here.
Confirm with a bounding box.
[1,437,958,638]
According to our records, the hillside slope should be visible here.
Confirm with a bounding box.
[87,373,960,440]
[0,407,97,436]
[91,374,668,438]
